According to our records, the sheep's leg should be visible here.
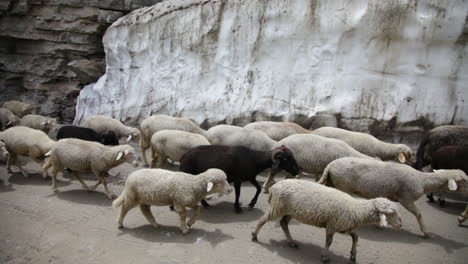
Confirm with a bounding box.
[458,205,468,225]
[187,205,200,227]
[51,169,59,192]
[174,205,189,234]
[156,154,167,169]
[9,154,28,177]
[234,181,243,214]
[6,153,14,173]
[140,204,159,228]
[141,146,150,167]
[248,177,262,209]
[262,169,279,194]
[42,158,51,179]
[401,201,428,238]
[89,179,102,191]
[426,193,435,203]
[71,172,90,191]
[280,215,297,248]
[349,231,358,263]
[97,173,115,199]
[201,199,210,207]
[117,203,132,229]
[321,230,335,263]
[251,209,282,242]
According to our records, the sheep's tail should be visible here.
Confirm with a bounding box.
[140,127,151,148]
[415,134,430,170]
[317,164,331,185]
[112,190,126,208]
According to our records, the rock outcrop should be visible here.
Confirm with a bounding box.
[74,0,468,140]
[0,0,162,123]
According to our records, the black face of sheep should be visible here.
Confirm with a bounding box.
[272,146,300,177]
[100,131,120,146]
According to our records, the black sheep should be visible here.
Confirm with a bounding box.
[56,126,119,146]
[179,144,299,213]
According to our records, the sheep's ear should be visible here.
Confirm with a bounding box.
[379,213,388,227]
[127,134,132,142]
[206,182,214,192]
[448,179,457,191]
[116,151,124,161]
[6,120,11,126]
[41,121,46,125]
[124,149,129,155]
[397,152,406,163]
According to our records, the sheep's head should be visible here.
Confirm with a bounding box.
[434,169,468,191]
[126,128,141,143]
[0,139,9,160]
[101,131,120,146]
[396,145,414,165]
[373,198,402,230]
[271,145,300,176]
[6,116,20,128]
[204,168,232,196]
[41,118,57,133]
[116,146,139,167]
[22,104,34,115]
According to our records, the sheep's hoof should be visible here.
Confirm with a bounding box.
[320,255,330,263]
[235,207,243,214]
[107,194,117,200]
[438,199,446,208]
[169,206,175,211]
[118,224,124,229]
[248,204,255,210]
[422,233,431,239]
[181,228,189,234]
[263,189,269,194]
[251,232,258,242]
[349,255,356,263]
[288,241,298,249]
[152,223,160,229]
[52,188,59,193]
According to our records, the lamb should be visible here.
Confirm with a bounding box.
[20,114,57,134]
[56,126,119,146]
[244,121,312,141]
[312,126,413,164]
[112,168,232,234]
[206,125,276,151]
[82,115,140,143]
[2,100,34,117]
[149,130,210,168]
[180,145,299,213]
[251,179,401,263]
[317,157,468,237]
[42,138,139,199]
[263,134,374,193]
[414,125,468,170]
[0,126,55,177]
[139,115,207,166]
[0,108,21,130]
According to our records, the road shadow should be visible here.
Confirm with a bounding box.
[54,189,113,206]
[357,225,467,253]
[426,200,467,216]
[117,225,233,247]
[0,179,15,192]
[251,237,350,264]
[7,172,71,187]
[198,201,265,223]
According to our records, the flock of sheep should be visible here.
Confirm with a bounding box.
[1,100,467,263]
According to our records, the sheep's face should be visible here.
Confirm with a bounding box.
[116,147,139,167]
[0,140,9,160]
[434,170,468,191]
[101,131,120,146]
[396,146,414,165]
[373,198,402,230]
[126,129,141,143]
[272,146,300,176]
[41,119,56,133]
[22,104,34,115]
[206,169,233,195]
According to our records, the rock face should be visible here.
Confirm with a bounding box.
[0,0,162,123]
[75,0,468,138]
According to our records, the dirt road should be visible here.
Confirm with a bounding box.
[0,159,467,264]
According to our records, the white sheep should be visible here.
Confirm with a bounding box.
[42,138,139,199]
[82,115,140,143]
[0,139,10,160]
[263,134,374,193]
[0,126,55,177]
[2,100,34,118]
[206,125,276,151]
[150,130,210,168]
[0,108,21,130]
[244,121,312,141]
[112,168,232,233]
[318,157,468,237]
[20,114,57,134]
[312,126,413,164]
[251,179,401,263]
[140,115,207,166]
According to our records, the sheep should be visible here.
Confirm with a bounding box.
[206,125,276,151]
[0,139,10,160]
[149,130,210,168]
[20,114,57,134]
[82,115,140,144]
[317,157,468,237]
[251,179,402,263]
[414,125,468,170]
[460,206,468,225]
[244,121,312,141]
[42,138,139,199]
[312,126,413,164]
[263,134,374,193]
[112,168,232,234]
[139,115,207,166]
[56,126,119,146]
[0,108,21,130]
[0,126,55,177]
[179,145,299,213]
[2,100,34,118]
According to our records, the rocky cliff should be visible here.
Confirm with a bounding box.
[0,0,162,122]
